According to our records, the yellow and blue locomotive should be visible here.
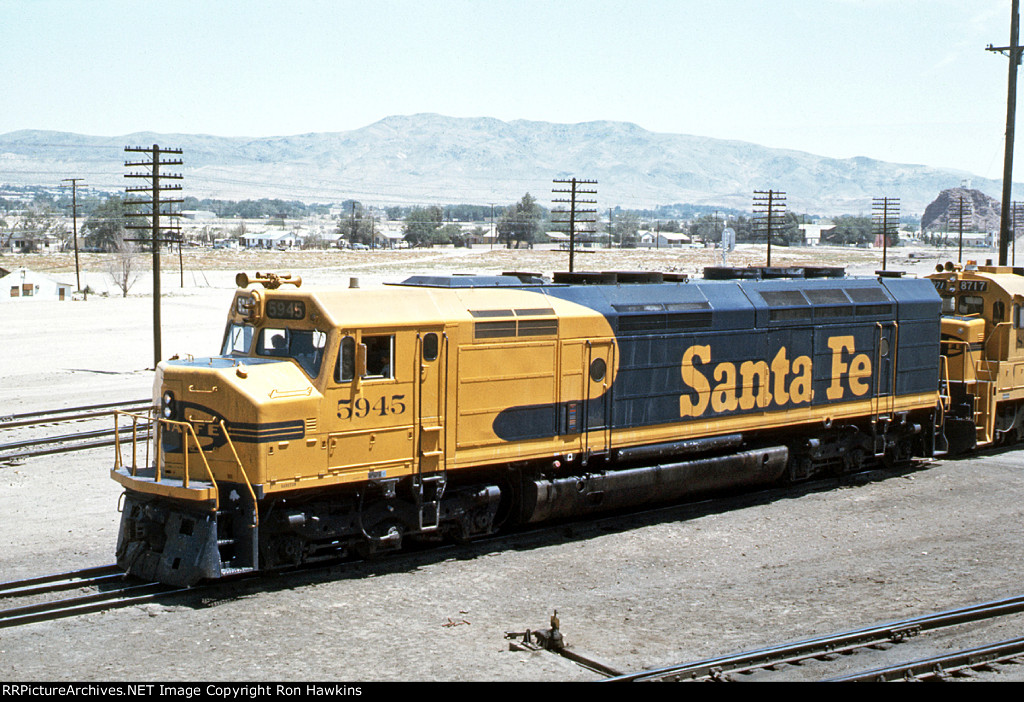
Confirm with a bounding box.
[928,261,1024,452]
[113,267,945,586]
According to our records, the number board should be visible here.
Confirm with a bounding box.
[266,299,306,320]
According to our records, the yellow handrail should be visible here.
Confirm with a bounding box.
[113,409,223,511]
[940,354,951,411]
[114,408,155,476]
[219,419,260,527]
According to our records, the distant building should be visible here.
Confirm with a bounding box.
[4,231,64,253]
[637,230,691,248]
[932,231,994,248]
[0,267,74,301]
[241,231,297,249]
[798,223,836,246]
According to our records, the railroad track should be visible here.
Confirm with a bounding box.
[588,593,1024,681]
[0,399,151,462]
[0,565,188,629]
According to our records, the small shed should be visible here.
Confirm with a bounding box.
[0,267,74,301]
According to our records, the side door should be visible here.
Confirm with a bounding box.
[327,329,415,480]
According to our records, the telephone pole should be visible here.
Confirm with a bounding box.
[753,189,786,267]
[947,192,973,264]
[552,178,597,272]
[124,144,183,368]
[60,177,86,291]
[987,0,1023,266]
[1014,200,1024,265]
[872,197,900,271]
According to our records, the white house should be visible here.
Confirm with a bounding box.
[0,267,74,301]
[242,231,298,249]
[637,230,691,248]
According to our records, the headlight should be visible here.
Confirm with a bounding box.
[161,391,175,419]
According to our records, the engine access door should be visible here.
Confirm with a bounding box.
[874,321,897,417]
[415,330,447,476]
[583,339,615,457]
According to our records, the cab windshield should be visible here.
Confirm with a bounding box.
[255,327,328,378]
[222,323,254,356]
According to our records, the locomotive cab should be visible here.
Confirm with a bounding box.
[112,273,494,585]
[928,262,1024,451]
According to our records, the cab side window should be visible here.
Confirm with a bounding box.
[335,336,355,383]
[363,335,394,379]
[423,332,439,361]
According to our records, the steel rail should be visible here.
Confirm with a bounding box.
[0,564,124,597]
[826,636,1024,682]
[0,581,186,629]
[606,592,1024,682]
[0,425,150,453]
[0,425,152,461]
[0,400,151,427]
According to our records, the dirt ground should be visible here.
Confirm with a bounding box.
[3,244,1024,682]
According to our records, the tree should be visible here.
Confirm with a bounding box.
[496,193,544,248]
[337,203,376,245]
[436,223,465,246]
[827,216,873,246]
[403,206,444,247]
[83,196,128,252]
[610,211,641,248]
[108,241,142,297]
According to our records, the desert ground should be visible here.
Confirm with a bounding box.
[3,243,1024,682]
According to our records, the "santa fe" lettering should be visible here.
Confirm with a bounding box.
[679,335,872,418]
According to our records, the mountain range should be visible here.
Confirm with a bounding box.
[0,113,1012,215]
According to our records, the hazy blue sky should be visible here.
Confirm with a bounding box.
[1,0,1019,180]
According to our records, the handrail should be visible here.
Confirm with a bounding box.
[986,321,1013,362]
[114,408,154,476]
[942,338,983,384]
[218,419,259,527]
[113,409,221,511]
[940,354,951,411]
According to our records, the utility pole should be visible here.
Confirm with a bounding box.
[1011,200,1019,266]
[872,197,900,271]
[947,192,973,264]
[60,177,86,291]
[988,0,1022,266]
[488,203,496,250]
[124,144,183,369]
[552,178,597,272]
[753,189,786,267]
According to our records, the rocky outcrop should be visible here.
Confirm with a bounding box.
[921,187,1001,232]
